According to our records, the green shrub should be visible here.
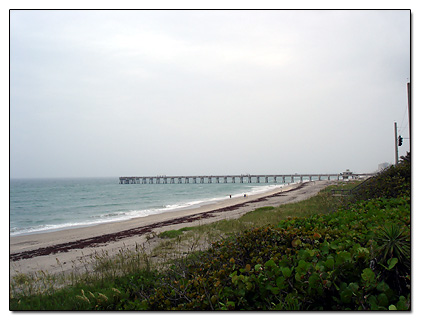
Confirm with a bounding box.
[120,197,410,311]
[158,227,193,239]
[351,152,410,201]
[11,154,410,310]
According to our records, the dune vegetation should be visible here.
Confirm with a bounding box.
[10,154,410,311]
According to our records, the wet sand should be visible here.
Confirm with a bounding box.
[10,180,335,277]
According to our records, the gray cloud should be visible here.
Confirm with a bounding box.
[10,10,410,178]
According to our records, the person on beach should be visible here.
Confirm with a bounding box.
[229,195,232,198]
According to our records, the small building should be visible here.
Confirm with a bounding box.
[342,169,353,179]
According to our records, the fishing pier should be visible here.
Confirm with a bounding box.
[119,172,372,184]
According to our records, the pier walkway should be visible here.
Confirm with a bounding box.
[119,173,373,184]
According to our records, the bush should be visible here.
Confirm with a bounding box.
[11,153,411,311]
[351,153,410,201]
[121,197,410,311]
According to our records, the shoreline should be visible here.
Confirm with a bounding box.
[10,182,287,238]
[10,180,336,277]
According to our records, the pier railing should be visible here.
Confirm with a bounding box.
[119,173,374,184]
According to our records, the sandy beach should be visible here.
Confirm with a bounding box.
[10,180,335,278]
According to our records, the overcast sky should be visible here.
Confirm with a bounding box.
[10,10,410,178]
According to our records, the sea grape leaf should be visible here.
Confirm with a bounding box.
[396,297,409,310]
[265,259,276,269]
[325,258,334,270]
[387,258,398,270]
[276,276,287,289]
[376,281,390,293]
[281,267,292,278]
[361,268,376,285]
[292,238,302,248]
[308,274,319,289]
[340,288,352,303]
[335,251,352,265]
[348,282,359,293]
[377,293,389,307]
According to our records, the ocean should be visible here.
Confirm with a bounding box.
[10,177,292,237]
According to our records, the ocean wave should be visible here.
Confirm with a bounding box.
[90,211,126,219]
[247,184,285,195]
[10,222,95,236]
[10,182,288,237]
[10,207,174,236]
[164,199,207,211]
[164,183,287,209]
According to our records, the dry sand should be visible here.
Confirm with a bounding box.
[10,180,335,278]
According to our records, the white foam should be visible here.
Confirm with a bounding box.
[10,183,288,237]
[10,209,157,236]
[247,184,285,195]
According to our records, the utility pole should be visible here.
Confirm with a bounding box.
[394,122,399,165]
[407,82,411,144]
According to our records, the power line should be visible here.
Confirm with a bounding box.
[398,104,408,131]
[399,123,408,135]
